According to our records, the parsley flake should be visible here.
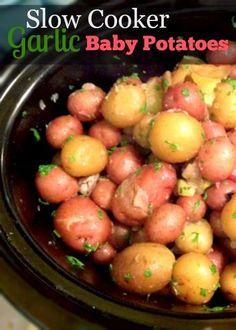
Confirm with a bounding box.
[153,162,162,172]
[113,55,121,61]
[68,85,75,91]
[38,198,50,206]
[52,229,61,239]
[124,272,133,282]
[21,111,28,118]
[232,212,236,219]
[155,84,161,91]
[97,209,104,220]
[181,88,190,97]
[164,140,180,152]
[38,164,56,176]
[144,269,152,278]
[191,232,199,243]
[203,191,208,201]
[203,305,229,313]
[210,264,217,275]
[30,128,41,142]
[134,167,142,176]
[140,103,148,114]
[200,288,207,297]
[193,200,201,210]
[66,255,84,270]
[83,242,99,254]
[149,119,155,129]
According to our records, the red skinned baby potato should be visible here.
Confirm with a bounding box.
[207,246,228,274]
[54,196,112,253]
[91,242,116,265]
[202,120,227,140]
[176,194,206,222]
[197,137,236,182]
[88,120,122,149]
[162,82,206,121]
[109,222,130,251]
[111,162,177,226]
[67,83,105,122]
[46,115,83,149]
[145,203,186,244]
[206,40,236,64]
[206,180,236,211]
[209,211,227,238]
[91,177,117,210]
[107,145,143,184]
[35,165,79,203]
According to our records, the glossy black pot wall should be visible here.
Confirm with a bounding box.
[1,6,236,330]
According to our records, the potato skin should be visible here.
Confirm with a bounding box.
[221,195,236,240]
[107,145,143,184]
[145,76,163,114]
[206,180,236,211]
[111,243,175,294]
[61,135,108,177]
[171,252,220,305]
[176,194,206,222]
[88,120,121,149]
[54,196,112,253]
[133,114,156,149]
[202,120,227,140]
[111,163,177,226]
[35,165,78,203]
[145,203,186,244]
[91,242,116,265]
[102,79,146,128]
[163,82,206,121]
[67,83,105,122]
[209,211,227,238]
[197,137,236,182]
[91,178,117,210]
[175,219,213,254]
[46,115,83,149]
[149,111,204,163]
[220,262,236,302]
[207,246,228,274]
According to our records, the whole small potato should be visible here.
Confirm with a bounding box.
[176,194,206,222]
[61,135,108,177]
[145,203,186,245]
[54,196,112,253]
[175,219,213,254]
[149,111,204,163]
[197,137,236,182]
[91,177,117,210]
[102,78,146,128]
[35,165,79,203]
[210,79,236,129]
[133,114,156,149]
[145,76,163,114]
[111,243,175,295]
[171,252,220,305]
[91,242,116,265]
[46,115,83,149]
[207,246,228,274]
[206,180,236,211]
[111,162,177,226]
[163,82,207,121]
[209,211,227,238]
[88,120,122,149]
[67,83,105,122]
[221,195,236,240]
[106,145,143,184]
[220,262,236,302]
[109,222,130,251]
[202,120,227,140]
